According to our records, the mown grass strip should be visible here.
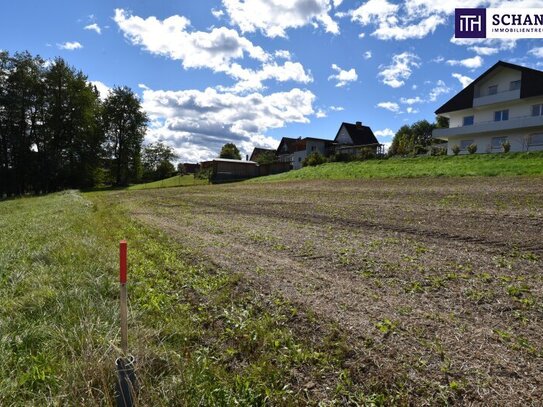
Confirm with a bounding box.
[252,151,543,182]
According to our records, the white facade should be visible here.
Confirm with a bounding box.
[434,66,543,154]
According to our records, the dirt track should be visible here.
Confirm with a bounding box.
[115,177,543,405]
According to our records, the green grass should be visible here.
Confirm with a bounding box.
[253,151,543,182]
[128,174,208,190]
[0,190,357,405]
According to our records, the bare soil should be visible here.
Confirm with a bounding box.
[115,177,543,405]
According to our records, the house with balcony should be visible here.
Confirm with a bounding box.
[433,61,543,154]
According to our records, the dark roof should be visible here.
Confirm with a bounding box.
[435,60,543,114]
[249,147,276,161]
[276,137,300,154]
[334,122,378,145]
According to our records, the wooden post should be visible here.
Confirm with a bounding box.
[120,240,128,355]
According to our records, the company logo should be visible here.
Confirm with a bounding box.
[455,8,543,39]
[455,8,486,38]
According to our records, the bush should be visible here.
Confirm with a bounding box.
[467,143,478,154]
[356,147,376,161]
[451,145,460,156]
[502,140,511,153]
[328,152,352,163]
[431,147,447,156]
[196,168,213,181]
[302,152,326,167]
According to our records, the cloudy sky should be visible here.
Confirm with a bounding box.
[3,0,543,161]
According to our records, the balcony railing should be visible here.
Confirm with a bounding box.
[473,88,520,107]
[433,114,543,138]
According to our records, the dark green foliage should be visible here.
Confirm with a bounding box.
[302,151,326,167]
[0,50,145,196]
[253,150,277,165]
[389,120,436,156]
[102,86,148,186]
[430,147,447,156]
[142,141,178,181]
[329,152,352,163]
[502,140,511,153]
[451,145,460,156]
[435,115,449,129]
[219,143,241,160]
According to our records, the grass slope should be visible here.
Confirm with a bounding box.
[0,190,354,405]
[254,151,543,182]
[128,175,207,190]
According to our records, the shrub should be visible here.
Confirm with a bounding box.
[451,145,460,156]
[302,151,326,167]
[502,140,511,153]
[467,143,478,154]
[356,147,376,161]
[431,147,447,156]
[329,152,352,163]
[196,168,213,181]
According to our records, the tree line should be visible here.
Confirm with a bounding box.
[0,51,148,198]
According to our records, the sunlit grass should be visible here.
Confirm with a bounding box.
[253,151,543,182]
[128,175,208,190]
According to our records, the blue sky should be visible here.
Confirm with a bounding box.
[2,0,543,161]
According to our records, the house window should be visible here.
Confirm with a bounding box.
[298,157,302,162]
[311,146,316,151]
[488,85,498,95]
[529,133,543,146]
[531,104,543,116]
[460,140,474,150]
[463,116,474,126]
[494,110,509,121]
[510,80,521,91]
[491,136,507,149]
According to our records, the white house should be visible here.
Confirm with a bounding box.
[433,61,543,155]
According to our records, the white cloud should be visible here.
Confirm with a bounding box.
[452,73,473,88]
[374,128,394,138]
[89,80,111,101]
[84,23,102,34]
[529,47,543,58]
[211,8,224,19]
[114,9,312,92]
[141,86,316,162]
[221,0,339,38]
[378,52,420,88]
[363,51,372,60]
[316,109,327,118]
[328,64,358,87]
[376,101,400,112]
[450,37,517,53]
[274,49,292,60]
[330,105,344,111]
[428,80,451,101]
[406,106,419,114]
[446,55,483,69]
[468,46,498,56]
[400,96,423,105]
[57,41,83,50]
[372,15,445,40]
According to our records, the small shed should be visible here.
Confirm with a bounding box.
[200,158,259,181]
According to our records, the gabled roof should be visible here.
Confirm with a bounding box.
[276,137,299,154]
[334,122,378,145]
[435,60,543,114]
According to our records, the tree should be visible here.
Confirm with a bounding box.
[219,143,241,160]
[435,115,449,129]
[254,150,277,165]
[388,120,436,156]
[142,141,178,181]
[102,87,147,186]
[302,151,326,167]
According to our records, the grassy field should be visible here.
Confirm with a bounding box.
[128,174,207,190]
[2,174,543,405]
[254,151,543,182]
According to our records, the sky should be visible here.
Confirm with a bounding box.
[2,0,543,162]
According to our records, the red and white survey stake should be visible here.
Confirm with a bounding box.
[120,240,128,355]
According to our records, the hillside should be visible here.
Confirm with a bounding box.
[128,174,208,190]
[253,151,543,182]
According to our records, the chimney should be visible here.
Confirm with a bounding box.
[246,154,249,161]
[356,121,362,128]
